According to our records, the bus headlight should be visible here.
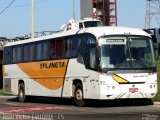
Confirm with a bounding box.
[150,84,156,89]
[150,85,152,89]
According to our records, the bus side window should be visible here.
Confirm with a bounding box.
[17,46,22,63]
[29,44,35,61]
[23,43,35,62]
[13,46,22,63]
[49,40,56,59]
[23,45,29,62]
[63,36,81,58]
[12,47,16,63]
[70,37,79,57]
[64,38,71,58]
[4,47,11,64]
[77,34,96,69]
[36,42,48,61]
[90,47,97,69]
[56,39,63,59]
[36,43,41,60]
[42,42,48,60]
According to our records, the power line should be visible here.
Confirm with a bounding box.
[0,0,49,9]
[0,0,16,15]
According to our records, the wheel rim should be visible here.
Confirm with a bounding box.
[76,89,83,100]
[19,90,24,99]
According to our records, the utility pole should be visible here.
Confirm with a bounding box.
[73,0,75,19]
[31,0,35,38]
[145,0,160,28]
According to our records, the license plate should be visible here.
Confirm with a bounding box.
[129,88,138,93]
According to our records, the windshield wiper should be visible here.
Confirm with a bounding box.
[130,59,147,68]
[116,58,148,69]
[115,58,131,69]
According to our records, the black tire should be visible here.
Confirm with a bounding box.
[74,83,85,107]
[18,83,26,103]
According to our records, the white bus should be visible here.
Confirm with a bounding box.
[3,26,158,107]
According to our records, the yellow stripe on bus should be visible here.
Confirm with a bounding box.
[112,74,129,84]
[18,59,69,90]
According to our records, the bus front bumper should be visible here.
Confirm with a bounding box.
[98,84,157,100]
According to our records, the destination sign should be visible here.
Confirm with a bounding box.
[99,37,127,45]
[106,39,124,43]
[105,39,126,45]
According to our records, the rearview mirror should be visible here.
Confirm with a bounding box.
[154,43,159,60]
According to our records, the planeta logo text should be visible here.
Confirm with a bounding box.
[40,62,65,69]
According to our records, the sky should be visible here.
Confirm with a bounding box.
[0,0,159,38]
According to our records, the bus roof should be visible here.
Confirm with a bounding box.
[5,26,151,47]
[80,26,151,38]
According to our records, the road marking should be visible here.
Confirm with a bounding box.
[0,106,64,114]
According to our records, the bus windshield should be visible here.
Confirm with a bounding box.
[84,21,102,28]
[99,36,155,69]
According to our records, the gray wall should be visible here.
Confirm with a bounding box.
[80,0,93,19]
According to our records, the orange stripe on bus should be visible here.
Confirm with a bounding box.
[17,59,69,90]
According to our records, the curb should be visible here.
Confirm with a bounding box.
[0,96,16,99]
[154,102,160,105]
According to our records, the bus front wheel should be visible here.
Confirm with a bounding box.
[74,83,85,107]
[18,83,26,103]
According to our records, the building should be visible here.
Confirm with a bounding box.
[80,0,117,26]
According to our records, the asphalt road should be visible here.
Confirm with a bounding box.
[0,96,159,120]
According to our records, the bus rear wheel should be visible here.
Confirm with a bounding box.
[18,83,26,103]
[74,83,85,107]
